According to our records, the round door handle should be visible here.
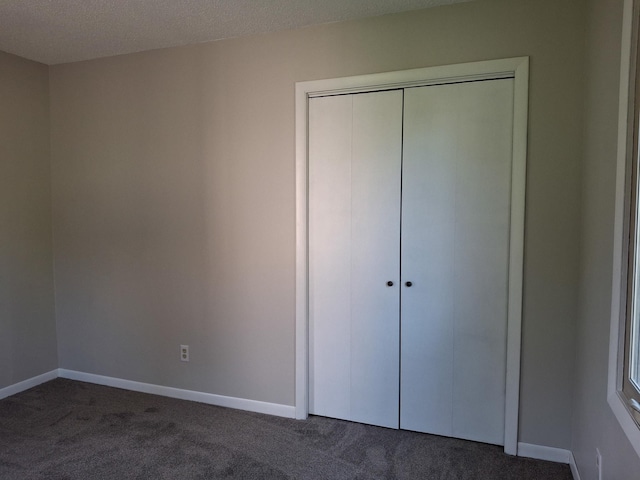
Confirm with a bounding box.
[387,281,394,287]
[405,281,413,287]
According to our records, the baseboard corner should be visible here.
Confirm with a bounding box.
[569,452,581,480]
[0,369,59,400]
[517,442,572,464]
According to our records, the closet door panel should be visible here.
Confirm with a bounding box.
[309,90,403,428]
[449,79,513,445]
[309,95,353,420]
[350,91,403,427]
[399,84,456,437]
[400,80,513,445]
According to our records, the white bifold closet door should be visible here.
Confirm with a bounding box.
[308,78,514,446]
[308,90,403,428]
[400,79,513,445]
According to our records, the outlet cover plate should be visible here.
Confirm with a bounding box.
[180,345,189,362]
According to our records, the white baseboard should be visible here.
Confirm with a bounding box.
[517,442,572,464]
[57,369,296,419]
[1,369,297,420]
[0,370,58,400]
[518,442,581,480]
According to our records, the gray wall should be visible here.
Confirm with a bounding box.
[572,0,640,477]
[49,0,584,448]
[0,51,57,389]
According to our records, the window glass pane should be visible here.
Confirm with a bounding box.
[630,120,640,399]
[628,119,640,400]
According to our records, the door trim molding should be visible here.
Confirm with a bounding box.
[295,57,529,456]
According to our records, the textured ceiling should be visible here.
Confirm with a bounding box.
[0,0,472,65]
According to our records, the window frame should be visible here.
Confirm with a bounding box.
[624,61,640,409]
[609,0,640,457]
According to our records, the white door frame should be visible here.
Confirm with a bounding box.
[294,57,529,456]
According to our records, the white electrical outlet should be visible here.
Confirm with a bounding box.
[596,448,602,480]
[180,344,189,362]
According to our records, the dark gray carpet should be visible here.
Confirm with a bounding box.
[0,379,573,479]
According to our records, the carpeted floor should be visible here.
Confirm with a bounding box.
[0,379,573,479]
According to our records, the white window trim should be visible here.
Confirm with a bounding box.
[608,0,640,458]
